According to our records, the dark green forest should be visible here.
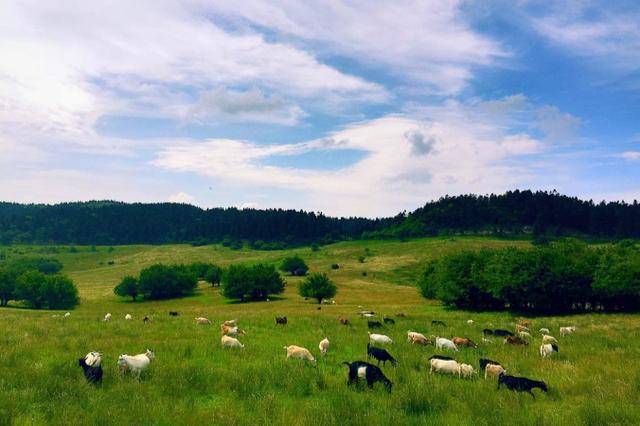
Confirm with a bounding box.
[1,190,639,245]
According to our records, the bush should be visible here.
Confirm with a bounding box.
[114,276,139,301]
[187,262,212,280]
[222,264,285,302]
[419,239,630,313]
[8,258,63,275]
[137,264,197,300]
[299,273,337,303]
[14,271,78,309]
[311,243,320,252]
[0,267,17,306]
[280,255,309,276]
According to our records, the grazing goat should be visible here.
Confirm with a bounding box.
[368,332,393,345]
[459,363,475,378]
[431,320,446,327]
[222,319,237,327]
[504,336,529,346]
[343,361,392,392]
[361,313,375,318]
[539,343,559,358]
[339,316,350,326]
[221,325,245,336]
[221,335,244,349]
[542,335,558,344]
[452,337,477,348]
[169,311,179,317]
[366,343,397,366]
[383,316,395,325]
[125,314,132,320]
[143,316,150,323]
[498,373,548,397]
[479,358,502,371]
[435,337,458,351]
[395,312,407,318]
[284,345,316,364]
[467,319,474,324]
[484,364,506,379]
[359,311,375,316]
[118,349,155,379]
[430,358,461,377]
[407,331,427,342]
[409,334,431,346]
[516,324,530,333]
[319,338,330,355]
[429,355,455,361]
[195,317,212,325]
[493,329,514,337]
[103,313,111,322]
[275,316,288,325]
[78,352,103,385]
[518,331,532,340]
[64,312,71,318]
[482,329,494,336]
[539,328,550,335]
[368,321,383,329]
[560,326,576,337]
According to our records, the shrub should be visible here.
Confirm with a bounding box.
[299,273,337,304]
[114,276,140,301]
[8,258,63,275]
[187,262,213,280]
[593,245,640,311]
[311,243,320,252]
[137,264,197,300]
[0,267,17,306]
[358,256,365,263]
[222,264,285,302]
[280,255,309,276]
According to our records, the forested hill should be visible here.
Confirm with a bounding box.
[0,201,385,245]
[1,191,639,245]
[366,190,640,239]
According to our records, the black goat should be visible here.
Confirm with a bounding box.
[428,355,455,361]
[482,328,494,335]
[367,343,397,366]
[368,321,383,329]
[498,373,548,397]
[275,316,288,325]
[343,361,392,392]
[431,320,446,326]
[169,311,179,317]
[479,358,502,371]
[493,329,514,337]
[143,316,150,323]
[78,357,103,385]
[383,316,395,325]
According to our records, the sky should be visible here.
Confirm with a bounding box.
[0,0,639,217]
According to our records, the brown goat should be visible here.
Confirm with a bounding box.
[339,316,350,326]
[452,337,478,348]
[504,335,529,346]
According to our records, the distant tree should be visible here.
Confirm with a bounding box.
[358,256,365,263]
[311,243,320,252]
[137,264,197,300]
[114,276,140,301]
[204,265,223,287]
[0,268,17,306]
[187,262,212,280]
[222,264,285,302]
[299,273,336,304]
[280,255,309,276]
[42,275,79,309]
[8,258,62,275]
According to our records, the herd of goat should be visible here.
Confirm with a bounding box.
[75,310,576,398]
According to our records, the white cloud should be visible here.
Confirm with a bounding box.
[153,95,562,216]
[617,151,640,161]
[169,192,196,204]
[187,87,305,126]
[210,0,506,94]
[0,0,385,151]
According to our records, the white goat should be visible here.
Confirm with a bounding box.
[368,332,393,345]
[118,349,155,378]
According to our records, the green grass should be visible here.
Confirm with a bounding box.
[1,237,639,425]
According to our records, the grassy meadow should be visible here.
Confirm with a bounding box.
[1,237,639,425]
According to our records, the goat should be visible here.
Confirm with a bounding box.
[118,349,155,379]
[169,311,179,317]
[429,358,461,377]
[482,329,494,336]
[366,343,397,366]
[275,316,288,325]
[319,338,330,355]
[383,316,395,325]
[339,316,350,326]
[78,352,103,385]
[284,345,316,364]
[195,317,211,325]
[103,313,111,322]
[539,328,550,335]
[452,337,478,348]
[504,336,529,346]
[539,343,559,358]
[479,358,502,371]
[368,332,393,345]
[560,326,576,337]
[429,355,455,361]
[484,364,506,379]
[221,335,244,349]
[493,329,514,337]
[435,337,458,351]
[368,321,383,329]
[343,361,392,392]
[431,320,446,326]
[498,373,548,397]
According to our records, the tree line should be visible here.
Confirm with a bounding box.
[0,201,384,245]
[419,239,640,313]
[365,190,640,239]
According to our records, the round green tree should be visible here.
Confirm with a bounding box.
[114,275,140,301]
[280,255,309,276]
[204,265,223,287]
[299,273,336,304]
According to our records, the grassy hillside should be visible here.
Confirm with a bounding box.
[1,237,639,425]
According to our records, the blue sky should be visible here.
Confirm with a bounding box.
[0,0,638,217]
